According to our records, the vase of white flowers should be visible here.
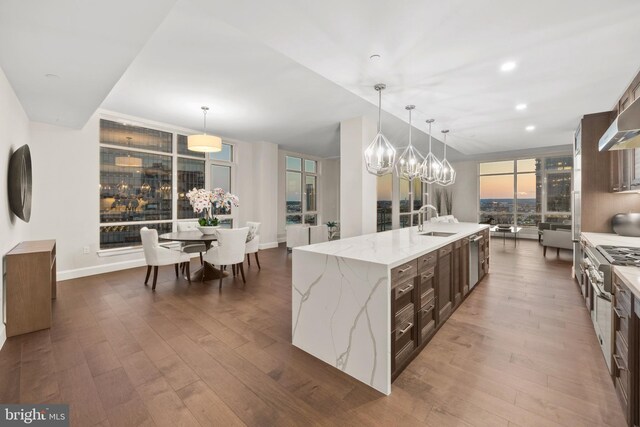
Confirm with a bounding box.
[186,187,240,235]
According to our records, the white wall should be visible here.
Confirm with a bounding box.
[449,161,479,223]
[321,158,340,224]
[339,116,377,238]
[0,66,31,348]
[251,142,278,248]
[28,110,276,281]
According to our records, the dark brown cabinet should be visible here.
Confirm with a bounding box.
[391,232,488,380]
[437,244,453,323]
[461,238,470,296]
[390,260,419,376]
[452,240,462,307]
[612,273,639,427]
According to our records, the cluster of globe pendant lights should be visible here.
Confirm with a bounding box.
[364,83,456,186]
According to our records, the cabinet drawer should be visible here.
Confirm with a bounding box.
[454,239,462,249]
[420,288,435,308]
[420,303,436,345]
[394,321,416,354]
[418,252,437,272]
[393,278,416,311]
[615,377,629,418]
[615,330,629,367]
[392,260,418,284]
[614,281,632,314]
[438,245,452,257]
[395,339,415,368]
[419,266,435,287]
[395,303,414,332]
[613,354,630,402]
[614,305,629,347]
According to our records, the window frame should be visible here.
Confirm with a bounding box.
[99,115,237,250]
[285,155,320,226]
[478,155,573,229]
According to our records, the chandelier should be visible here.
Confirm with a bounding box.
[395,105,424,181]
[115,137,142,168]
[364,84,396,176]
[420,119,443,184]
[188,106,222,153]
[439,129,456,186]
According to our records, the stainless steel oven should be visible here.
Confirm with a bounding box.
[584,246,613,374]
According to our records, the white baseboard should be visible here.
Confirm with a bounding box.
[57,243,282,282]
[0,325,6,351]
[259,241,279,250]
[57,258,148,281]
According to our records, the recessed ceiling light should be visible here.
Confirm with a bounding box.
[525,125,535,132]
[369,54,381,61]
[44,73,60,79]
[515,103,527,111]
[500,61,517,72]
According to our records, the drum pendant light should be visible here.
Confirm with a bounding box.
[188,106,222,153]
[364,84,396,176]
[396,105,424,181]
[420,119,443,184]
[439,129,456,186]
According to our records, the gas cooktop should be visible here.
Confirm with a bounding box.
[597,245,640,266]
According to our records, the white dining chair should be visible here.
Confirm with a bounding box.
[202,227,249,290]
[286,224,309,251]
[309,224,329,244]
[245,221,261,269]
[140,227,191,290]
[177,221,207,270]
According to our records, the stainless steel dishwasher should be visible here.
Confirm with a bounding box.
[468,234,481,290]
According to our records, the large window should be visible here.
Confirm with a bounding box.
[479,156,572,227]
[99,119,235,249]
[285,155,318,226]
[377,175,392,231]
[400,179,424,228]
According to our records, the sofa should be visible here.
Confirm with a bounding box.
[541,228,572,256]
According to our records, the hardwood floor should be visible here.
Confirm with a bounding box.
[0,240,626,426]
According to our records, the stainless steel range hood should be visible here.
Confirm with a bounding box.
[599,97,640,151]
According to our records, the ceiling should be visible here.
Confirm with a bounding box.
[1,0,639,157]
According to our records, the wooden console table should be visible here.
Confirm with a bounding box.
[4,240,56,337]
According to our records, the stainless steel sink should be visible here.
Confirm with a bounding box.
[419,231,457,237]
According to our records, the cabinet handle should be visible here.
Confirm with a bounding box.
[398,284,413,295]
[614,284,626,295]
[398,323,413,336]
[423,304,435,313]
[613,355,626,371]
[614,307,626,319]
[398,265,413,274]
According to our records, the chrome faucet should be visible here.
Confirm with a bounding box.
[417,204,439,232]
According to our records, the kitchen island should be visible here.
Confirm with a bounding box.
[292,222,490,395]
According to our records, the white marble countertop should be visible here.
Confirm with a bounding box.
[581,231,640,248]
[613,266,640,301]
[295,222,490,269]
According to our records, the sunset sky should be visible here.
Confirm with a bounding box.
[376,159,538,201]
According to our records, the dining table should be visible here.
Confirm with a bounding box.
[159,230,227,282]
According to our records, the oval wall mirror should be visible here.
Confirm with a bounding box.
[8,144,32,222]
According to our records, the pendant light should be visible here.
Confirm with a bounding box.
[115,137,142,168]
[396,105,424,181]
[439,129,456,186]
[420,119,443,184]
[188,106,222,153]
[364,84,396,176]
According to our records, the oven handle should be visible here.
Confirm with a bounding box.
[591,281,611,301]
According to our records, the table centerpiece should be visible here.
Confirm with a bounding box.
[186,187,240,235]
